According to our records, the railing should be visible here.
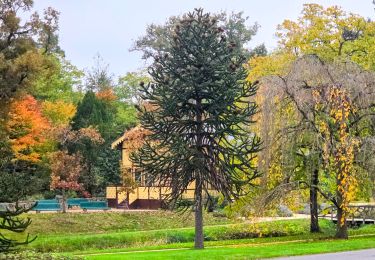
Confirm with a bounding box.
[319,205,375,225]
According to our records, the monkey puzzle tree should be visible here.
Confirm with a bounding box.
[133,9,261,249]
[0,205,36,252]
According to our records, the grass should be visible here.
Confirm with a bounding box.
[23,218,337,252]
[23,211,235,235]
[83,235,375,259]
[5,211,375,258]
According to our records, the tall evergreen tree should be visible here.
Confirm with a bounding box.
[133,9,261,249]
[70,92,111,194]
[71,91,114,137]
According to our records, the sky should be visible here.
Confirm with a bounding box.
[32,0,375,77]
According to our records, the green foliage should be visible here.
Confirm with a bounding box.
[134,8,261,202]
[116,71,149,102]
[0,161,48,203]
[85,54,114,92]
[132,10,259,59]
[113,103,137,133]
[32,54,84,104]
[71,91,115,138]
[0,204,36,253]
[70,91,129,193]
[94,147,121,189]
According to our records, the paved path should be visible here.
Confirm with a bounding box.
[276,249,375,259]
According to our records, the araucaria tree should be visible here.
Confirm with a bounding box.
[133,9,261,249]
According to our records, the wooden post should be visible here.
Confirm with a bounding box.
[115,186,118,208]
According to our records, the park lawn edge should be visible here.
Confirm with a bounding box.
[80,234,375,259]
[72,232,375,257]
[27,219,333,252]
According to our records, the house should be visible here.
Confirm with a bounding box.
[107,126,200,209]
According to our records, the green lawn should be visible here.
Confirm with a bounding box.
[5,211,375,259]
[82,235,375,259]
[24,218,334,253]
[24,211,234,235]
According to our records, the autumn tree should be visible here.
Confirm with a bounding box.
[277,3,375,69]
[246,3,375,233]
[42,100,77,127]
[267,55,375,238]
[133,9,261,249]
[54,126,104,196]
[0,0,59,101]
[0,95,51,203]
[50,151,84,213]
[7,95,50,162]
[0,0,59,150]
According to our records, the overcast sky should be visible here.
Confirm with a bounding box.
[32,0,375,77]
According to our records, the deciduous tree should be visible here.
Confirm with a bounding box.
[267,55,375,238]
[50,151,84,213]
[7,95,50,162]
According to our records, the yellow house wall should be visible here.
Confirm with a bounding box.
[121,142,132,168]
[107,141,217,206]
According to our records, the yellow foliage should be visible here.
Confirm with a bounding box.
[276,3,375,69]
[42,100,77,126]
[314,85,360,224]
[247,52,294,82]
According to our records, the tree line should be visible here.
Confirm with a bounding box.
[1,0,375,251]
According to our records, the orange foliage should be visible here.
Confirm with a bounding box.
[7,95,50,162]
[96,89,117,102]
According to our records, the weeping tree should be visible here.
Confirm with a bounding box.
[267,55,375,238]
[132,8,261,249]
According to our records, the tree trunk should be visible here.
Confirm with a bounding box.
[335,195,348,239]
[62,189,67,213]
[194,179,204,249]
[310,169,320,233]
[335,170,348,239]
[336,205,348,238]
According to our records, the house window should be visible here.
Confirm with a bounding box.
[134,170,142,185]
[144,174,154,187]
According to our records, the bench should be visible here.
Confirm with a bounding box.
[33,202,61,213]
[80,201,110,211]
[67,198,89,208]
